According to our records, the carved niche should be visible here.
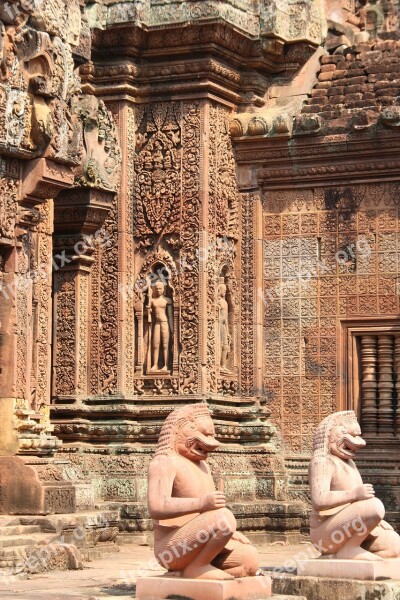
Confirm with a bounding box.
[134,250,179,390]
[216,255,239,394]
[207,103,239,395]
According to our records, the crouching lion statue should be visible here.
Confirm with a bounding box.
[309,410,400,560]
[148,403,259,580]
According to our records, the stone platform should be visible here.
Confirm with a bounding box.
[296,557,400,580]
[136,574,272,600]
[270,570,400,600]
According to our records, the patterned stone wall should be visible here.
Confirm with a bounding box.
[263,183,400,455]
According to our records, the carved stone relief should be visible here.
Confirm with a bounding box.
[240,193,256,398]
[133,103,181,245]
[132,101,201,395]
[263,182,400,454]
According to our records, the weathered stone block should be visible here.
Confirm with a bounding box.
[296,558,400,580]
[271,571,400,600]
[0,458,75,515]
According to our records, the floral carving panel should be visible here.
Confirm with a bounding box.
[133,103,181,242]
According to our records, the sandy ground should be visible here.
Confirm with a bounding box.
[0,543,316,599]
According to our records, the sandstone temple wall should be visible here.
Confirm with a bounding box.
[0,0,399,538]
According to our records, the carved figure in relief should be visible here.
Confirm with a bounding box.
[309,411,400,560]
[148,281,173,372]
[218,283,230,373]
[148,404,259,580]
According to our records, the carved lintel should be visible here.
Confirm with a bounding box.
[21,158,75,203]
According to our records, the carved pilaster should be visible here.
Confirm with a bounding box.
[361,335,378,435]
[52,270,77,399]
[118,102,136,397]
[32,200,54,413]
[16,231,33,406]
[52,188,113,402]
[179,101,201,394]
[377,335,395,435]
[98,171,119,397]
[395,335,400,436]
[240,193,256,398]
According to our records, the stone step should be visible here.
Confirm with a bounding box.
[0,516,21,528]
[0,525,41,536]
[20,508,120,532]
[0,546,28,559]
[0,533,48,548]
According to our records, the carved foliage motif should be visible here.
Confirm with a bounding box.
[0,176,18,239]
[90,245,101,396]
[16,235,32,402]
[123,103,136,395]
[53,272,76,397]
[241,193,256,397]
[133,103,181,240]
[98,141,119,395]
[207,104,218,391]
[87,185,120,396]
[77,274,89,396]
[179,102,201,393]
[213,105,239,239]
[132,101,201,394]
[34,200,53,410]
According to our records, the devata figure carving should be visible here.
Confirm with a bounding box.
[148,281,173,372]
[218,283,231,373]
[310,411,400,560]
[148,404,259,579]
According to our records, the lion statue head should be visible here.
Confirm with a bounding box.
[313,410,366,460]
[155,403,220,461]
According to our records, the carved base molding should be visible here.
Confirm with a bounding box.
[15,407,62,456]
[231,502,305,545]
[49,442,305,543]
[51,395,276,445]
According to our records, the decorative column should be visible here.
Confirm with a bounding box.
[0,171,20,455]
[361,335,378,435]
[377,335,395,435]
[52,188,114,403]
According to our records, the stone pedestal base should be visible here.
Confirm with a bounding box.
[296,558,400,580]
[0,457,75,515]
[136,575,272,600]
